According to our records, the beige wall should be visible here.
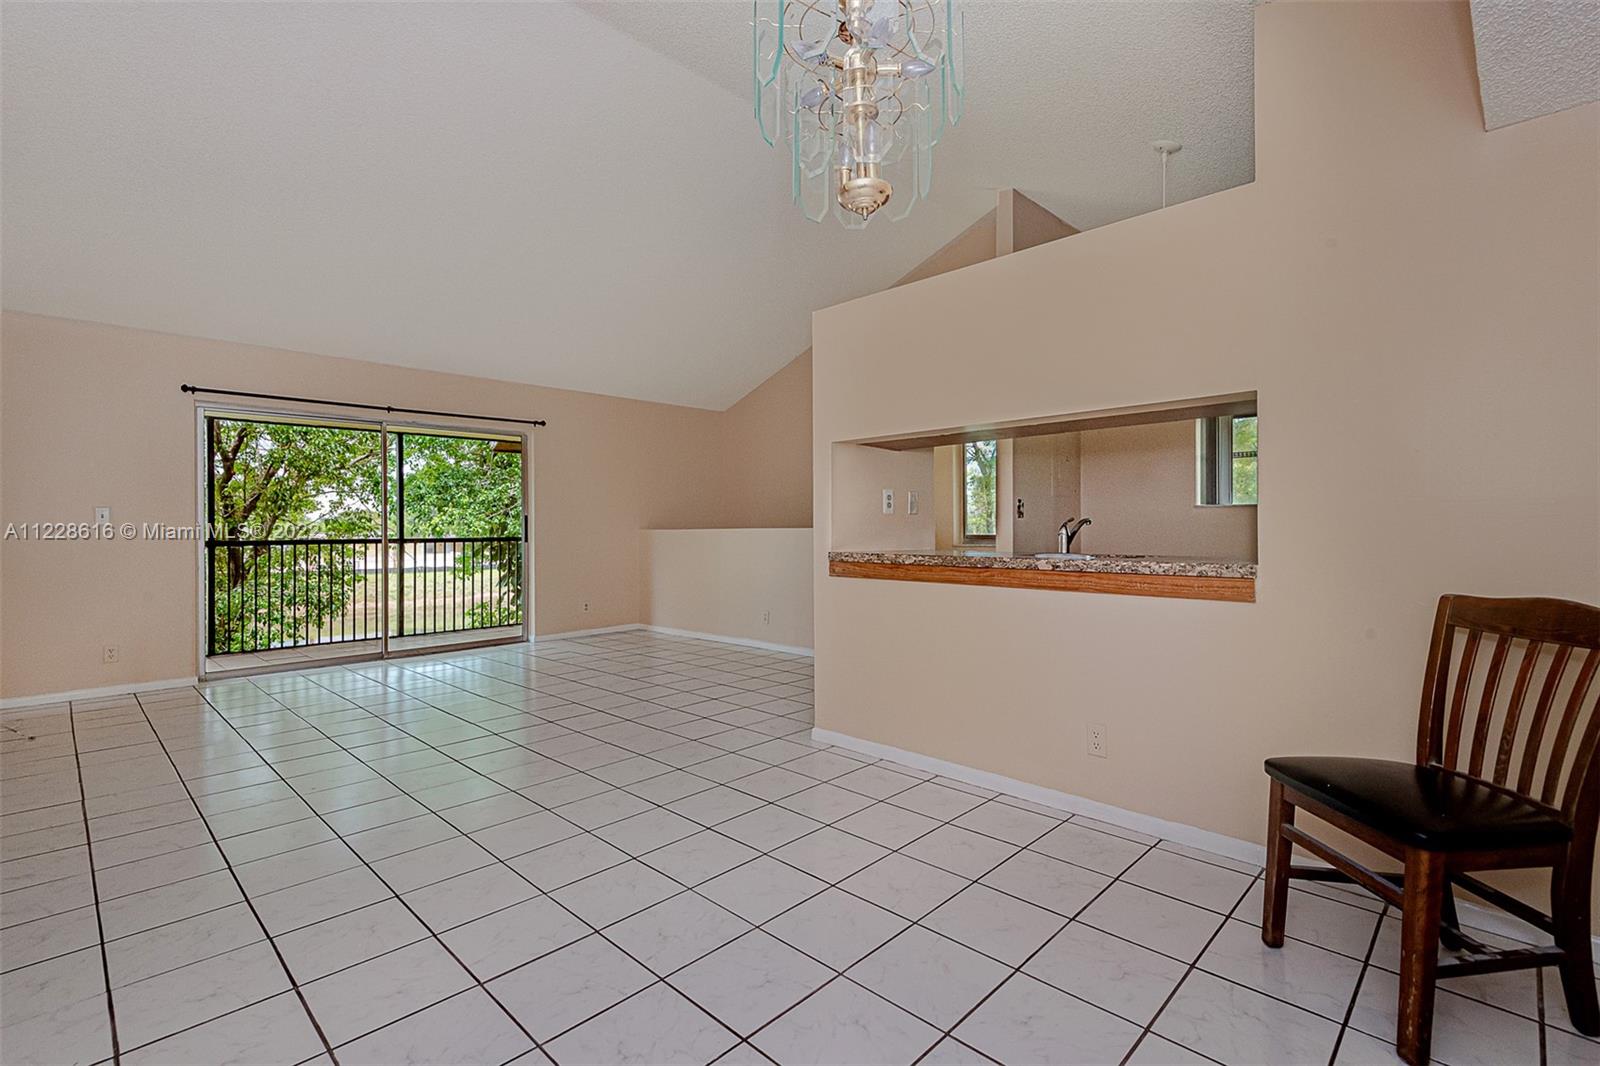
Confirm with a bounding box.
[0,157,1080,702]
[0,313,802,699]
[993,439,1015,553]
[707,185,1074,537]
[640,529,813,650]
[719,350,814,529]
[812,2,1599,925]
[1078,421,1257,560]
[827,443,935,552]
[1012,433,1083,556]
[931,445,960,551]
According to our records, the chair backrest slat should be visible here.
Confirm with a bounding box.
[1516,644,1572,795]
[1540,647,1598,807]
[1416,595,1599,829]
[1466,634,1511,778]
[1441,629,1481,769]
[1563,695,1600,817]
[1491,639,1543,785]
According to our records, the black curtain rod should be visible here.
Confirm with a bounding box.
[180,384,547,427]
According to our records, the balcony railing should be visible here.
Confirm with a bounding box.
[207,536,523,656]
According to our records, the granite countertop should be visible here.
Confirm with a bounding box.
[828,549,1257,580]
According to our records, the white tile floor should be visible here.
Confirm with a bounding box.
[2,631,1595,1065]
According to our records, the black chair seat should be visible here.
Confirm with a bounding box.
[1264,756,1572,852]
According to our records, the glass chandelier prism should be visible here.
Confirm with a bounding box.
[754,0,965,228]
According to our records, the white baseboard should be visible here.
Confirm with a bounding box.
[0,676,199,711]
[641,625,814,657]
[532,623,646,640]
[533,623,813,657]
[812,727,1262,866]
[812,727,1600,952]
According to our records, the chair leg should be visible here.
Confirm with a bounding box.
[1396,848,1445,1066]
[1262,779,1293,948]
[1552,857,1600,1036]
[1438,881,1468,953]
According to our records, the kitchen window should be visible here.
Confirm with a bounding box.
[962,439,998,541]
[1198,415,1258,506]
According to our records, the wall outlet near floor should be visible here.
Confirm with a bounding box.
[1088,722,1108,758]
[906,490,919,516]
[102,645,120,664]
[881,489,894,515]
[762,610,771,626]
[582,602,590,613]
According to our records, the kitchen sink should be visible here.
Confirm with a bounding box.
[1034,552,1152,561]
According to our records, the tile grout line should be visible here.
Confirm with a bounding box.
[938,837,1196,1064]
[281,647,1137,903]
[254,649,1248,1062]
[127,691,341,1064]
[282,641,1331,1061]
[658,789,1200,1061]
[65,698,123,1065]
[211,662,916,1055]
[1535,967,1547,1066]
[1118,867,1261,1066]
[144,690,558,1064]
[202,663,843,1059]
[30,636,1528,1066]
[357,642,808,744]
[239,668,822,1059]
[1326,902,1390,1066]
[51,652,1296,1066]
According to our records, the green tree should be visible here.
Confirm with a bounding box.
[209,419,383,652]
[1232,416,1258,504]
[964,439,997,537]
[393,434,524,629]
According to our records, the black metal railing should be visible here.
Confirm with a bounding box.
[207,536,522,656]
[393,536,523,640]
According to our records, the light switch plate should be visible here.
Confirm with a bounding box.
[907,491,919,515]
[94,507,112,525]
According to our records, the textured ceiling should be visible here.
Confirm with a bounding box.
[2,2,1255,409]
[1470,0,1600,130]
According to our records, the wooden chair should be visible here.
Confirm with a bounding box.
[1261,594,1600,1065]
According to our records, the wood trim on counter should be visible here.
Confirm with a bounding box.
[827,558,1256,603]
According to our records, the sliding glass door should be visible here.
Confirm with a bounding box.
[389,430,525,649]
[203,412,526,668]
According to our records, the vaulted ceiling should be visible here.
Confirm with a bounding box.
[1470,0,1600,130]
[1,2,1256,409]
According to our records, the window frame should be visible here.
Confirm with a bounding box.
[1197,415,1258,507]
[959,438,998,544]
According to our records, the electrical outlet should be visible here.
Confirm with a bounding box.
[103,645,120,664]
[906,491,919,515]
[881,489,894,515]
[583,602,590,613]
[762,610,771,626]
[1088,723,1108,759]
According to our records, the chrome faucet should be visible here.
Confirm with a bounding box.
[1058,517,1092,553]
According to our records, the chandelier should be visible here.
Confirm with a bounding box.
[754,0,965,228]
